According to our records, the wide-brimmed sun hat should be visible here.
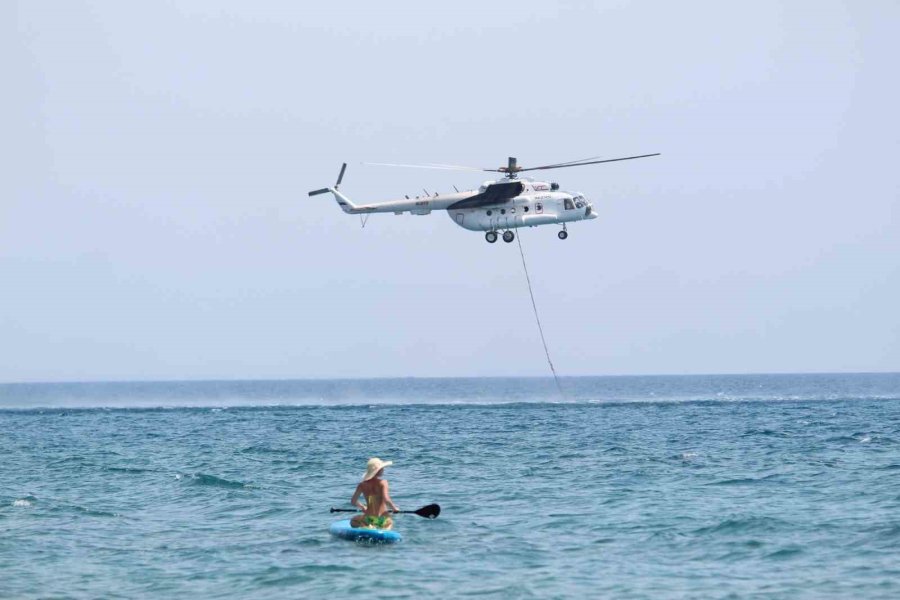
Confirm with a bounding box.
[362,457,393,481]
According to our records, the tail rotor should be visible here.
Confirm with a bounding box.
[309,163,348,196]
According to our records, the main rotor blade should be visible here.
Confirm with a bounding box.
[426,163,503,172]
[364,161,499,172]
[528,154,610,168]
[518,153,661,172]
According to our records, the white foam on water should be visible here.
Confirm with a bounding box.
[13,499,33,507]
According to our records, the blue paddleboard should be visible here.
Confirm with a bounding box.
[329,519,402,544]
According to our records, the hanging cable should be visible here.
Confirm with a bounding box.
[515,231,564,398]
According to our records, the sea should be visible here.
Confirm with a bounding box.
[2,373,899,599]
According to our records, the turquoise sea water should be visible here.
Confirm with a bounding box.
[2,374,899,598]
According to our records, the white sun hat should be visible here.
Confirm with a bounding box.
[362,457,393,481]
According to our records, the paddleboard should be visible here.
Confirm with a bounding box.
[329,519,402,544]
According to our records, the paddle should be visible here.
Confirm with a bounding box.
[329,503,441,519]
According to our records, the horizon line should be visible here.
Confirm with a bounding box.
[2,369,898,387]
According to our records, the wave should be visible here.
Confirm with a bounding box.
[240,445,295,455]
[740,428,789,438]
[675,451,699,460]
[825,433,875,444]
[71,504,121,518]
[175,472,251,489]
[693,515,793,535]
[708,473,785,486]
[867,523,900,541]
[765,546,804,560]
[106,466,156,474]
[9,496,122,517]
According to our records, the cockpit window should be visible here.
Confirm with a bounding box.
[564,198,574,210]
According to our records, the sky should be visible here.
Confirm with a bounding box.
[2,1,898,382]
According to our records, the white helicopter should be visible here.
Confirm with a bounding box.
[309,153,659,243]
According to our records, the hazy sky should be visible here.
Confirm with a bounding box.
[3,1,898,382]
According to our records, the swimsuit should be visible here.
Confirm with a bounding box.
[363,515,389,529]
[363,494,388,528]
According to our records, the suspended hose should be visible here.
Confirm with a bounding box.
[515,232,564,398]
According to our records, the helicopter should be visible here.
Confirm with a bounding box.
[308,153,659,243]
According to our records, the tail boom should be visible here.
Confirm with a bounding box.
[308,161,477,216]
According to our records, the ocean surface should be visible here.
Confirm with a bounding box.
[2,373,899,598]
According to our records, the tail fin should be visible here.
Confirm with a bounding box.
[309,163,358,213]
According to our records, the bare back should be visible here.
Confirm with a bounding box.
[355,478,389,517]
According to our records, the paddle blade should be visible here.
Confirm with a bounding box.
[413,503,441,519]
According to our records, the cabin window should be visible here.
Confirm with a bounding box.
[524,206,529,212]
[510,207,516,213]
[536,203,543,213]
[486,210,492,216]
[500,209,506,215]
[564,198,575,210]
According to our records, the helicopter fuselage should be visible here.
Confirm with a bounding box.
[444,184,597,232]
[326,178,596,234]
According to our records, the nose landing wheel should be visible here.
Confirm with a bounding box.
[503,230,515,243]
[485,231,498,243]
[558,230,568,240]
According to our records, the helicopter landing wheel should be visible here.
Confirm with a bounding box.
[485,231,498,244]
[503,230,515,243]
[558,230,568,240]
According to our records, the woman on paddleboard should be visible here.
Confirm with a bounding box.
[350,458,400,530]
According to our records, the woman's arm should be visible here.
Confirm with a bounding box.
[381,480,399,512]
[350,484,366,510]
